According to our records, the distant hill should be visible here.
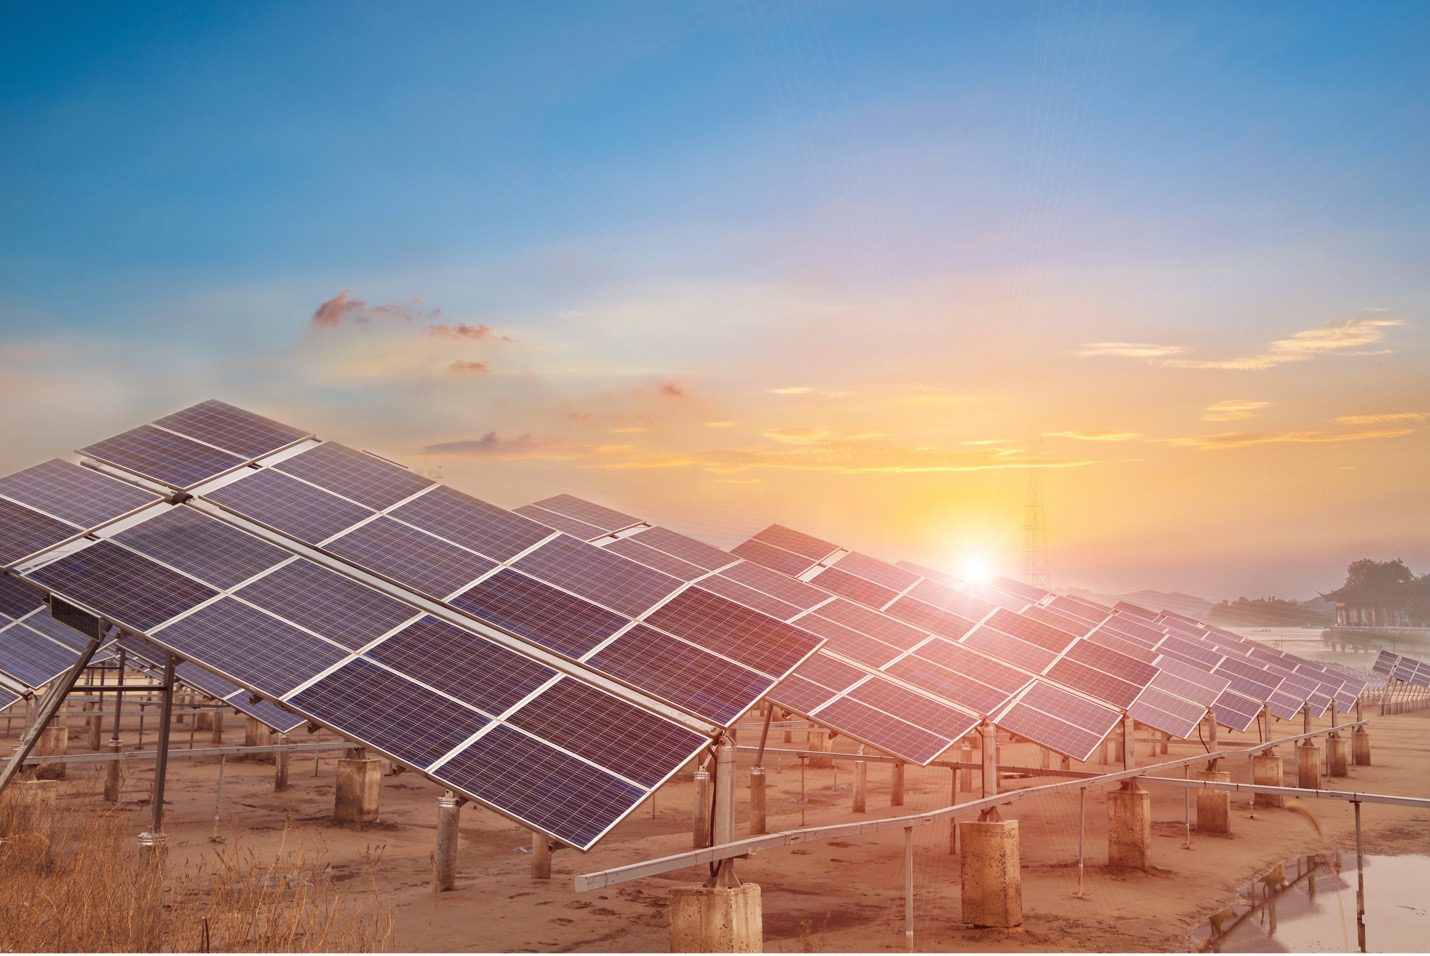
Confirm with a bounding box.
[1065,587,1214,621]
[1207,597,1333,628]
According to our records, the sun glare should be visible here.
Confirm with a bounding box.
[960,554,993,585]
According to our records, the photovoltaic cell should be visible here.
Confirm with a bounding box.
[513,534,682,618]
[846,678,980,741]
[884,596,977,642]
[1021,605,1093,637]
[81,425,246,489]
[236,559,419,649]
[812,696,958,765]
[985,608,1078,653]
[391,486,552,561]
[751,524,837,562]
[0,459,160,528]
[720,560,827,608]
[24,608,95,651]
[206,469,374,545]
[964,583,1033,612]
[274,442,435,510]
[1063,640,1160,686]
[1371,650,1396,675]
[0,622,79,687]
[113,506,291,589]
[1102,615,1166,645]
[995,686,1115,762]
[0,499,80,566]
[643,587,820,677]
[896,559,958,586]
[433,725,644,850]
[729,538,815,577]
[586,624,771,726]
[1266,691,1304,720]
[697,574,802,621]
[530,494,641,534]
[1128,686,1205,739]
[28,541,218,632]
[326,516,496,600]
[289,658,489,768]
[992,577,1050,603]
[368,615,556,716]
[768,675,843,715]
[832,552,919,592]
[514,504,609,541]
[452,568,628,659]
[1156,635,1223,669]
[506,678,705,787]
[1114,601,1158,620]
[631,526,739,572]
[1045,657,1143,709]
[240,696,307,734]
[907,579,997,621]
[153,400,308,459]
[0,688,19,712]
[152,597,347,697]
[791,613,902,667]
[1046,595,1110,625]
[1084,628,1160,663]
[885,655,1012,714]
[808,565,899,609]
[1212,688,1262,731]
[914,639,1032,694]
[0,573,45,620]
[962,627,1058,673]
[603,537,709,581]
[1149,663,1226,706]
[795,651,867,692]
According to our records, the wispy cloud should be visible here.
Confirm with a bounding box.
[1333,411,1427,425]
[660,380,687,398]
[424,431,566,458]
[1168,428,1414,450]
[311,290,438,328]
[1203,400,1269,422]
[768,386,816,395]
[1075,342,1187,359]
[703,420,736,428]
[1044,430,1143,442]
[428,322,513,342]
[1077,315,1405,371]
[449,360,489,374]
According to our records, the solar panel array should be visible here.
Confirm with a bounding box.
[1373,649,1430,688]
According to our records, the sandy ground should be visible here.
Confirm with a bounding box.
[9,699,1430,953]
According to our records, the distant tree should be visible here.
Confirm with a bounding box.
[1342,558,1415,625]
[1408,574,1430,627]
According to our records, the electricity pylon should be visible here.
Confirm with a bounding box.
[1022,461,1051,590]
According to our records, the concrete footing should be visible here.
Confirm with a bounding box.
[958,816,1022,927]
[749,768,767,835]
[891,762,905,807]
[1196,770,1231,835]
[669,882,762,952]
[86,705,103,750]
[334,756,382,823]
[33,706,69,780]
[1297,741,1321,790]
[806,729,832,769]
[1106,785,1151,869]
[433,794,460,891]
[1327,735,1349,778]
[274,733,290,791]
[692,770,711,849]
[211,710,224,745]
[852,757,867,813]
[244,717,272,758]
[195,707,214,731]
[103,739,123,802]
[1353,727,1371,766]
[1251,752,1285,807]
[532,831,552,880]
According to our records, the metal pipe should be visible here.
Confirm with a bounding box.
[1354,799,1365,953]
[903,826,914,948]
[753,704,774,768]
[1183,763,1191,848]
[149,654,177,839]
[713,736,735,849]
[1076,786,1086,898]
[980,723,998,797]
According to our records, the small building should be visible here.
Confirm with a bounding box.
[1321,584,1410,627]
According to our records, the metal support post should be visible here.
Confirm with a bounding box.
[903,826,915,947]
[1076,786,1086,898]
[1354,799,1365,952]
[434,791,461,890]
[981,723,998,798]
[140,654,177,849]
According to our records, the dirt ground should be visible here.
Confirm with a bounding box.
[9,698,1430,953]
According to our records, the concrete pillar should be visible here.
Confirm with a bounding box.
[1251,752,1285,807]
[33,704,69,780]
[669,883,762,952]
[195,705,214,731]
[433,793,460,891]
[852,755,867,813]
[1106,784,1151,869]
[692,769,711,849]
[86,703,103,750]
[531,831,552,880]
[103,739,123,802]
[334,755,381,823]
[891,761,905,807]
[1160,732,1170,755]
[273,733,290,791]
[1353,727,1371,766]
[1196,770,1231,835]
[1122,716,1136,769]
[1039,747,1051,771]
[749,768,767,835]
[958,742,974,795]
[1100,736,1114,765]
[1297,741,1321,790]
[244,717,272,759]
[211,709,224,745]
[806,728,832,769]
[1326,735,1349,778]
[958,814,1022,928]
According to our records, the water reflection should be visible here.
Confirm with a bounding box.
[1194,853,1430,952]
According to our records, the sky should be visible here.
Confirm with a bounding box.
[2,1,1427,600]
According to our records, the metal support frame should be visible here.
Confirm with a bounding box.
[0,632,102,795]
[141,654,177,845]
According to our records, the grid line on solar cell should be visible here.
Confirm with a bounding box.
[1149,668,1224,706]
[0,499,80,565]
[791,613,903,667]
[154,597,347,697]
[884,596,977,642]
[531,494,640,534]
[697,574,802,621]
[962,627,1058,673]
[28,541,218,631]
[586,624,771,726]
[1156,635,1223,668]
[809,566,899,610]
[513,535,681,618]
[1101,616,1166,645]
[1063,640,1160,686]
[995,700,1106,762]
[433,724,645,850]
[236,559,418,650]
[326,516,496,600]
[644,587,820,677]
[0,459,160,529]
[629,526,736,572]
[1217,656,1284,688]
[913,639,1031,693]
[1045,657,1142,709]
[831,552,918,592]
[992,577,1050,603]
[82,425,246,489]
[1047,595,1110,625]
[113,506,291,589]
[1019,680,1120,731]
[1022,605,1094,637]
[729,539,815,577]
[794,651,867,692]
[809,598,929,649]
[274,442,434,510]
[290,658,489,768]
[768,675,843,715]
[1216,670,1278,702]
[985,608,1078,653]
[1128,687,1205,738]
[720,560,826,608]
[1114,601,1158,620]
[1084,628,1160,663]
[22,609,92,651]
[884,656,1011,714]
[153,400,309,459]
[603,537,708,581]
[207,469,374,545]
[514,504,610,541]
[1266,692,1303,720]
[0,573,46,620]
[812,696,956,765]
[452,568,628,659]
[1212,689,1262,731]
[0,623,79,687]
[907,580,997,620]
[368,615,556,716]
[391,486,552,562]
[751,524,837,561]
[507,678,705,787]
[847,678,980,740]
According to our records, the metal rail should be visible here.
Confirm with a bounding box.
[1142,776,1430,809]
[18,740,349,766]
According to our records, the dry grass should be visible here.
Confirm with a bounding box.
[0,785,395,952]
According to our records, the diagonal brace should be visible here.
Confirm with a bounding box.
[0,633,102,794]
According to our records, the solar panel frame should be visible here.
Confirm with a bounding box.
[81,424,247,489]
[274,442,435,510]
[1211,688,1262,731]
[1044,656,1143,709]
[995,687,1116,761]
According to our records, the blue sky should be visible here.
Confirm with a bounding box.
[2,1,1427,597]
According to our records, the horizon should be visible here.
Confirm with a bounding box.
[3,1,1427,600]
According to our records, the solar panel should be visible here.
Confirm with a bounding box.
[1063,640,1160,686]
[274,442,435,510]
[289,658,490,768]
[0,687,21,711]
[152,399,309,459]
[236,559,419,649]
[696,574,802,621]
[24,607,98,651]
[963,582,1033,612]
[884,596,978,641]
[986,608,1079,653]
[1156,635,1223,669]
[808,566,899,609]
[0,459,160,529]
[585,624,771,726]
[720,559,828,608]
[432,725,644,850]
[768,675,843,715]
[1046,594,1110,625]
[28,541,219,631]
[896,559,958,586]
[812,696,960,765]
[113,506,291,589]
[506,678,706,788]
[995,681,1119,761]
[751,524,838,562]
[1211,688,1262,731]
[152,597,347,697]
[729,538,816,577]
[81,424,246,489]
[0,499,80,566]
[0,622,80,687]
[391,486,552,561]
[1102,615,1166,645]
[512,535,682,617]
[991,576,1050,603]
[1022,604,1094,637]
[1084,627,1160,663]
[1113,601,1158,620]
[1128,686,1205,739]
[206,469,374,544]
[602,537,709,581]
[174,660,306,733]
[791,613,903,667]
[831,551,919,592]
[1045,657,1143,709]
[884,655,1012,714]
[630,526,740,572]
[1371,650,1397,675]
[907,579,997,620]
[644,587,820,677]
[325,516,496,599]
[0,573,46,620]
[914,638,1032,694]
[367,615,555,717]
[795,651,868,692]
[1149,660,1227,706]
[1266,691,1304,720]
[514,504,610,541]
[962,626,1058,673]
[530,494,641,534]
[846,678,980,741]
[452,569,629,659]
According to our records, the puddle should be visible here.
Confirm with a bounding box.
[1193,852,1430,952]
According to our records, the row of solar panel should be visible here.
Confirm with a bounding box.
[1372,649,1430,688]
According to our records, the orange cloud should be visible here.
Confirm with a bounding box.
[1333,411,1427,425]
[1203,400,1270,422]
[428,322,513,342]
[660,381,687,398]
[449,360,489,374]
[1044,430,1143,442]
[1168,428,1414,450]
[311,290,437,328]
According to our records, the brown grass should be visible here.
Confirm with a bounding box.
[0,785,395,952]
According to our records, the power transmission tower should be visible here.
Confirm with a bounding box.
[1022,465,1051,590]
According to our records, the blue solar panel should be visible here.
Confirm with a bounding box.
[0,573,46,620]
[113,506,291,589]
[235,559,419,650]
[390,486,551,561]
[27,541,219,632]
[643,587,821,677]
[0,622,80,687]
[326,516,496,600]
[206,469,374,544]
[0,499,80,566]
[153,400,309,459]
[451,568,628,659]
[274,442,435,510]
[81,424,246,489]
[812,696,956,765]
[0,459,160,528]
[513,535,682,618]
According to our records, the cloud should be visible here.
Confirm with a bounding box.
[660,380,687,398]
[1077,316,1405,371]
[763,426,833,444]
[311,290,437,328]
[428,322,513,342]
[703,420,736,428]
[768,386,817,395]
[423,431,563,458]
[449,360,489,374]
[1075,342,1187,359]
[1203,400,1270,422]
[1168,428,1415,450]
[1043,430,1144,442]
[962,438,1012,446]
[1333,411,1428,425]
